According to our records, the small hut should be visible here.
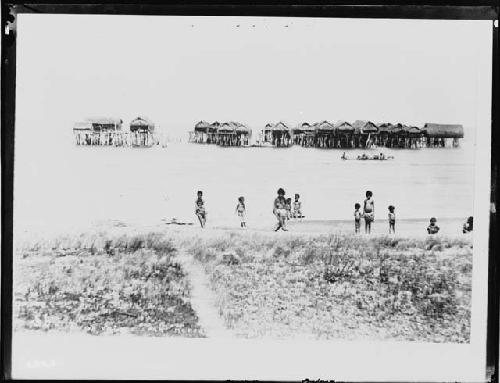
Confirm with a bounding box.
[314,121,337,148]
[293,122,315,147]
[233,122,252,146]
[423,123,464,147]
[190,120,212,143]
[215,122,235,146]
[386,123,405,148]
[213,121,251,146]
[74,118,124,146]
[73,121,93,145]
[352,120,378,148]
[263,122,292,147]
[403,125,425,148]
[334,120,355,148]
[130,116,155,147]
[377,123,394,148]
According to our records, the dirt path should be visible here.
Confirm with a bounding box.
[176,253,233,339]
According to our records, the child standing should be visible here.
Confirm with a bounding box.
[354,203,362,233]
[235,196,246,228]
[427,217,440,234]
[293,193,303,218]
[285,198,292,220]
[388,205,396,234]
[195,190,207,228]
[363,190,375,234]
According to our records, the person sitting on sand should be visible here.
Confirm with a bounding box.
[235,196,246,228]
[427,217,440,234]
[380,152,385,160]
[273,188,288,231]
[463,216,473,233]
[363,190,375,234]
[361,153,368,160]
[388,205,396,234]
[195,190,206,228]
[354,203,362,233]
[341,152,347,160]
[293,193,303,218]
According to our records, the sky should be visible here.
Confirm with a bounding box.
[15,15,491,146]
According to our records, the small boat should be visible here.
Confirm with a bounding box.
[342,154,394,161]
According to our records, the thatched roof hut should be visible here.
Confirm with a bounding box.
[85,118,123,131]
[352,120,378,134]
[389,123,405,135]
[334,120,354,132]
[73,121,93,131]
[404,126,423,136]
[293,122,314,134]
[218,122,236,133]
[130,117,155,132]
[267,121,291,131]
[233,122,251,134]
[194,120,212,133]
[218,121,250,134]
[423,123,464,138]
[314,120,336,133]
[377,123,394,134]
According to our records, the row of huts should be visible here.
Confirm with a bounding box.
[188,120,464,148]
[73,117,157,147]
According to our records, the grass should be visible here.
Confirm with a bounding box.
[184,231,472,342]
[14,231,205,337]
[14,228,472,342]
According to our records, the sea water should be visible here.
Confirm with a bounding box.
[14,139,475,235]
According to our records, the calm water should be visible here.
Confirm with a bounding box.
[14,142,475,233]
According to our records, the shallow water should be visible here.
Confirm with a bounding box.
[14,141,475,233]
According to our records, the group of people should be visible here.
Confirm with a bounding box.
[194,189,473,235]
[272,189,304,231]
[353,190,473,235]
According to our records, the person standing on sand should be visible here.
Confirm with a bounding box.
[195,190,207,228]
[427,217,440,234]
[388,205,396,234]
[235,196,246,228]
[354,203,362,233]
[273,188,288,231]
[363,190,375,234]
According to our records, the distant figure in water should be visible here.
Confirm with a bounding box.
[354,203,362,233]
[293,193,303,218]
[285,198,292,220]
[388,205,396,234]
[463,216,473,233]
[363,190,375,234]
[195,190,206,228]
[273,188,288,231]
[235,196,246,228]
[427,217,440,234]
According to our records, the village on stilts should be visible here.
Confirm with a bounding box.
[73,117,464,150]
[73,116,159,147]
[188,120,464,149]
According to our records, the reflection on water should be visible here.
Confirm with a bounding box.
[14,142,475,232]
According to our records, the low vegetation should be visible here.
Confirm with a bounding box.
[14,232,205,337]
[185,232,472,342]
[14,229,472,342]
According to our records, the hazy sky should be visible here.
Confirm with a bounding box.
[15,15,491,145]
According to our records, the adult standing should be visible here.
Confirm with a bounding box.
[273,188,288,231]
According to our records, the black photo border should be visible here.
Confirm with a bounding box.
[1,1,498,381]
